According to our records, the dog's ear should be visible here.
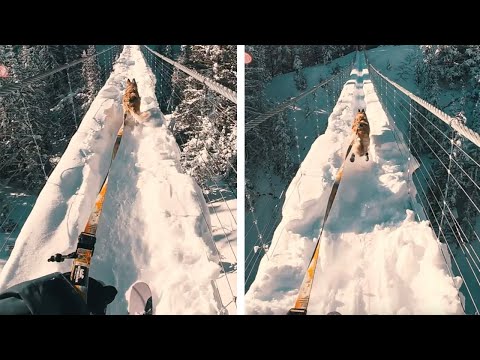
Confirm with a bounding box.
[132,78,136,85]
[126,78,131,84]
[358,109,361,113]
[362,109,365,113]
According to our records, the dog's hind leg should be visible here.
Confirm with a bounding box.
[350,153,355,162]
[366,152,369,161]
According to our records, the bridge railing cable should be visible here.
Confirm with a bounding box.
[369,64,480,148]
[142,45,237,104]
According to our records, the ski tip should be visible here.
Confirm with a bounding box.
[127,281,153,315]
[326,311,342,315]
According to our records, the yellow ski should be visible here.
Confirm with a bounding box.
[288,139,354,315]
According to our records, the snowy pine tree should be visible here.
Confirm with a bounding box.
[44,45,101,175]
[0,45,25,186]
[264,45,357,77]
[245,45,270,201]
[293,53,307,91]
[79,45,102,112]
[321,46,334,64]
[272,111,294,178]
[245,45,270,120]
[164,45,173,59]
[15,45,53,188]
[171,45,236,189]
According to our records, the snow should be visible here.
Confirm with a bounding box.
[208,196,237,314]
[245,52,464,315]
[0,46,226,315]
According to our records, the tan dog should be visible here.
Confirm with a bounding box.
[350,109,370,162]
[122,78,141,121]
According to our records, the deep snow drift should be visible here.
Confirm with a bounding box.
[245,53,464,315]
[0,46,226,315]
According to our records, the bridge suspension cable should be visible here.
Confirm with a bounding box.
[0,46,122,97]
[142,45,237,104]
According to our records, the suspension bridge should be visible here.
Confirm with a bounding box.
[245,50,480,315]
[0,45,237,315]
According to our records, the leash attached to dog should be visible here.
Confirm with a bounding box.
[287,137,355,315]
[48,121,125,302]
